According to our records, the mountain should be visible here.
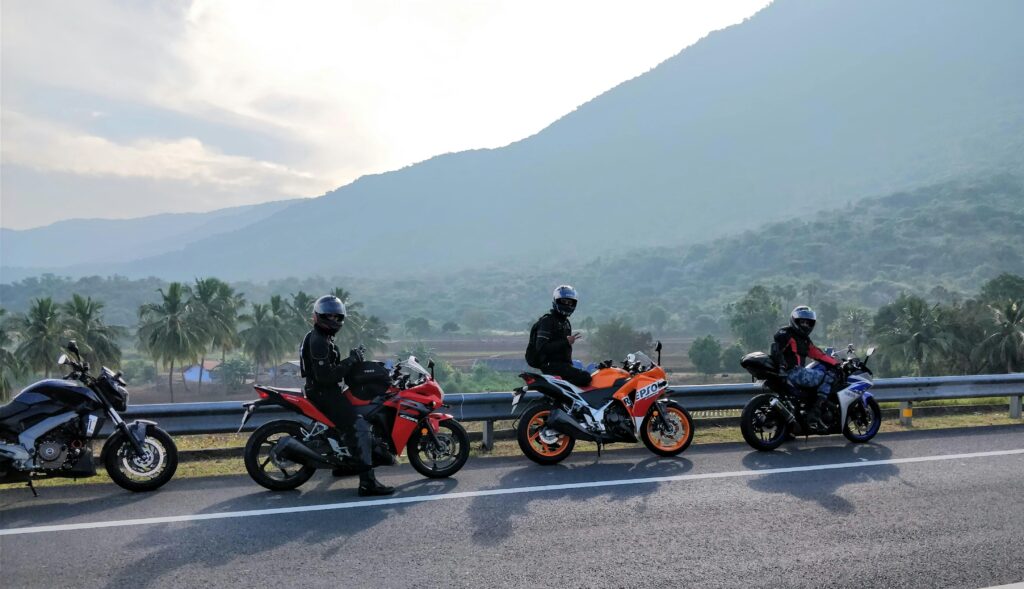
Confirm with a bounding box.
[0,200,298,280]
[3,175,1021,331]
[4,0,1024,282]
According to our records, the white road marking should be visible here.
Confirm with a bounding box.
[2,448,1022,536]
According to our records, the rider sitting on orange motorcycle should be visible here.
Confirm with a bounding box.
[771,305,839,432]
[525,285,592,388]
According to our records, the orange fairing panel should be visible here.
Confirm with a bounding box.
[589,368,630,389]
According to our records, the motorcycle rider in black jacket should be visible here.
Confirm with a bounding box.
[526,285,592,388]
[300,295,394,496]
[771,306,840,432]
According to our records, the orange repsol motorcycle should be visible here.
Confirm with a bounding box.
[511,343,694,464]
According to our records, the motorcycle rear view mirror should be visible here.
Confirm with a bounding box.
[57,354,69,366]
[655,341,663,365]
[865,347,876,358]
[67,340,81,357]
[427,359,436,380]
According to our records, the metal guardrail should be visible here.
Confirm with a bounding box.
[116,374,1024,444]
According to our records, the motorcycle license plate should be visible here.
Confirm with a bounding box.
[511,389,523,412]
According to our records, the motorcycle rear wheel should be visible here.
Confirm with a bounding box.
[740,394,789,452]
[244,420,317,491]
[517,406,575,465]
[641,401,694,457]
[407,419,470,478]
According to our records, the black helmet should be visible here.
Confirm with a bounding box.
[790,305,817,336]
[313,295,346,335]
[551,285,578,317]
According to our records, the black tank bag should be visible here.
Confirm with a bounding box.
[345,361,392,401]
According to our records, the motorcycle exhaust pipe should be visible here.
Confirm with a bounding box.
[546,409,598,442]
[273,436,338,468]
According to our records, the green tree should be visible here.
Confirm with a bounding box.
[590,317,653,362]
[189,278,239,396]
[442,321,460,336]
[0,309,25,401]
[218,357,253,390]
[14,298,65,379]
[979,274,1024,304]
[688,335,722,380]
[212,282,245,365]
[978,300,1024,373]
[720,342,746,373]
[239,303,290,382]
[727,286,783,351]
[826,307,873,349]
[872,294,946,376]
[137,283,208,401]
[648,305,670,333]
[404,317,432,338]
[62,294,125,369]
[579,316,598,332]
[940,300,991,374]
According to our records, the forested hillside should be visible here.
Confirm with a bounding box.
[3,175,1021,332]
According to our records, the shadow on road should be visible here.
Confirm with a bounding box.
[468,455,693,547]
[741,443,898,514]
[101,474,460,589]
[0,487,150,528]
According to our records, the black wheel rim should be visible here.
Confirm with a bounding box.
[417,425,462,472]
[751,402,785,444]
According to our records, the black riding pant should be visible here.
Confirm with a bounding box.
[542,362,593,388]
[305,388,375,475]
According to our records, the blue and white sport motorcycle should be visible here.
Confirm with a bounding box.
[738,346,881,451]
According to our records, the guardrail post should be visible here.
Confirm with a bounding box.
[482,420,494,450]
[899,401,913,427]
[1011,395,1022,419]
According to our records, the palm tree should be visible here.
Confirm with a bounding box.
[873,295,946,376]
[0,308,25,402]
[213,283,245,365]
[62,294,126,369]
[137,283,207,401]
[287,291,316,338]
[189,278,238,396]
[978,300,1024,373]
[239,303,290,383]
[14,298,65,379]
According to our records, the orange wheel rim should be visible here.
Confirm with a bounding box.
[527,411,570,457]
[647,407,690,451]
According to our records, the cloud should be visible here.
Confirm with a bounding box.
[1,110,327,197]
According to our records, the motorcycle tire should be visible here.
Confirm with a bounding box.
[740,394,790,452]
[843,397,882,443]
[244,420,317,491]
[641,401,694,457]
[516,405,575,465]
[407,418,470,478]
[104,426,178,492]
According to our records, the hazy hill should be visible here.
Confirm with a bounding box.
[0,200,297,278]
[4,0,1023,281]
[3,175,1021,330]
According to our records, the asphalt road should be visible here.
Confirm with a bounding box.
[2,425,1022,589]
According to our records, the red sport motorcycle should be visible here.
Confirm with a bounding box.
[240,356,469,491]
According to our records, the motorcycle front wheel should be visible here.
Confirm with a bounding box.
[104,427,178,492]
[244,420,317,491]
[641,401,694,457]
[516,405,575,465]
[843,397,882,443]
[407,418,470,478]
[740,394,789,452]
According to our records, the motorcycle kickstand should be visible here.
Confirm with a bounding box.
[26,478,38,497]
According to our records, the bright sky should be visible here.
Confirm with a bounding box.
[0,1,769,230]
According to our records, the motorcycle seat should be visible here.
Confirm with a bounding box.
[258,386,304,397]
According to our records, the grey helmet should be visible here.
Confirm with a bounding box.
[313,295,347,335]
[552,285,578,317]
[790,305,817,336]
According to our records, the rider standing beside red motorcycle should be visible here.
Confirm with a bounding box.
[300,295,394,496]
[525,285,592,388]
[771,305,839,432]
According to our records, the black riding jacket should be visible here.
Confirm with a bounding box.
[531,312,574,365]
[299,326,357,395]
[771,326,838,372]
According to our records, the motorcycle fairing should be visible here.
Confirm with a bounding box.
[254,386,336,428]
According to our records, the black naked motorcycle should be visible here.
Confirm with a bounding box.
[0,341,178,494]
